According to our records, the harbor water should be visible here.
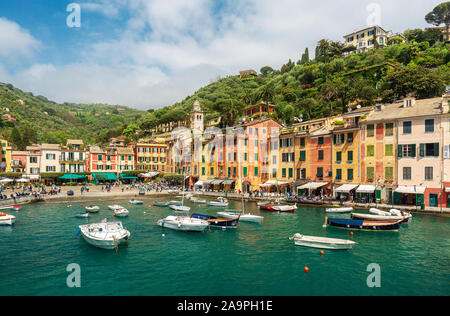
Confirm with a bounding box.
[0,198,449,296]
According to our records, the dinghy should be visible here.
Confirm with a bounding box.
[326,207,353,213]
[77,220,130,250]
[0,212,16,225]
[108,205,123,211]
[130,199,143,205]
[208,197,229,207]
[169,205,191,212]
[85,205,100,213]
[191,198,207,204]
[289,233,357,250]
[75,212,90,218]
[153,201,169,207]
[390,209,412,218]
[0,205,21,212]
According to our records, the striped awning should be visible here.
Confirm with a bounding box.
[211,179,224,185]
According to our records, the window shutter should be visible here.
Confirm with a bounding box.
[444,145,450,159]
[398,145,403,158]
[411,144,416,158]
[419,144,425,157]
[434,143,440,157]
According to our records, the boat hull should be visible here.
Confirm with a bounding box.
[0,215,15,226]
[326,207,353,213]
[207,202,229,207]
[217,212,263,223]
[80,233,129,250]
[326,217,402,231]
[192,214,239,228]
[157,217,208,232]
[351,213,410,223]
[78,222,130,250]
[259,205,296,213]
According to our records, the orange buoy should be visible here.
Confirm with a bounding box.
[320,251,324,255]
[350,232,354,237]
[304,266,309,273]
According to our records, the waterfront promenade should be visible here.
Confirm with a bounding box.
[6,184,448,217]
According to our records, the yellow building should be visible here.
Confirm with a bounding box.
[0,139,12,173]
[331,108,372,199]
[277,127,296,192]
[343,25,402,53]
[135,142,167,173]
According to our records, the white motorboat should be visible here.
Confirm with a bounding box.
[326,207,353,213]
[0,212,16,226]
[351,213,410,222]
[259,204,297,213]
[85,205,100,213]
[390,209,412,218]
[108,205,123,211]
[289,233,357,250]
[191,198,207,204]
[168,201,182,206]
[157,215,209,232]
[0,205,21,212]
[77,221,130,250]
[75,212,89,218]
[208,197,229,207]
[129,199,143,205]
[217,211,264,223]
[113,208,129,217]
[169,205,191,212]
[185,193,193,200]
[369,208,392,216]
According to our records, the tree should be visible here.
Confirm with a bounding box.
[299,48,310,64]
[316,39,332,63]
[258,84,275,105]
[426,2,450,42]
[260,66,274,77]
[11,127,23,150]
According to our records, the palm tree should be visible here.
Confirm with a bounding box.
[320,81,338,116]
[317,39,332,63]
[258,84,275,106]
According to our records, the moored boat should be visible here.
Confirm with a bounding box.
[0,205,21,212]
[169,205,191,212]
[208,197,229,207]
[257,201,270,206]
[75,212,90,218]
[259,204,297,213]
[217,211,264,223]
[108,205,123,211]
[0,212,16,226]
[289,233,357,250]
[76,221,130,250]
[157,215,209,232]
[192,213,240,229]
[113,208,129,217]
[351,213,410,223]
[369,208,392,216]
[191,197,207,204]
[326,207,353,213]
[129,199,143,205]
[325,216,403,231]
[85,205,100,213]
[153,201,169,207]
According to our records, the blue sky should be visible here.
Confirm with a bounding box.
[0,0,444,109]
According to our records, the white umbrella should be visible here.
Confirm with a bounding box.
[16,178,30,183]
[0,178,14,183]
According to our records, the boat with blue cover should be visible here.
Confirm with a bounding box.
[325,217,403,231]
[192,213,240,229]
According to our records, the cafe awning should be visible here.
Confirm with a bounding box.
[395,186,426,194]
[120,174,138,179]
[211,179,224,185]
[194,180,204,186]
[59,174,86,180]
[356,185,376,193]
[222,180,235,185]
[260,180,291,187]
[92,173,118,181]
[335,184,359,193]
[297,182,329,190]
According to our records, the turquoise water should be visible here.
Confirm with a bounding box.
[0,198,449,296]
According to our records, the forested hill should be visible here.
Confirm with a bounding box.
[0,82,144,148]
[137,36,449,132]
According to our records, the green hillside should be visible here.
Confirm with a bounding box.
[0,82,144,149]
[137,35,449,133]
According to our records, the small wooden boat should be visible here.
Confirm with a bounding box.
[326,207,353,213]
[325,217,403,231]
[0,205,21,212]
[351,213,410,224]
[289,233,357,250]
[192,213,240,229]
[129,199,143,205]
[75,212,90,218]
[259,204,297,213]
[0,212,16,225]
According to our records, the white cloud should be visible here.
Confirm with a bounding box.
[0,0,445,110]
[0,17,41,59]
